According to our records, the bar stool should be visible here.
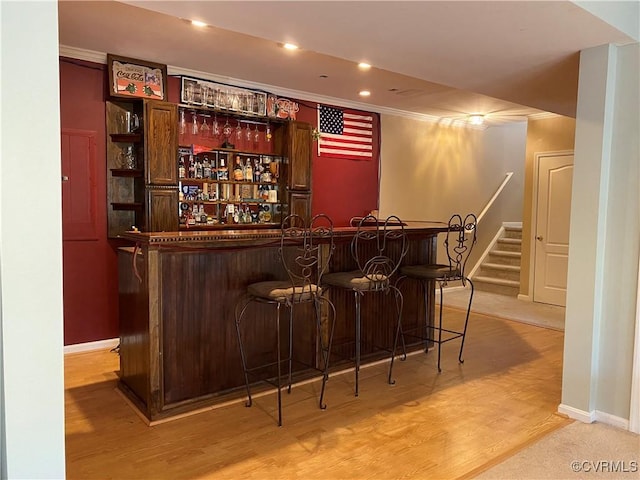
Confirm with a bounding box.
[394,213,477,373]
[234,214,336,426]
[322,214,408,396]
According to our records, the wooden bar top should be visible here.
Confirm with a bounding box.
[119,221,448,248]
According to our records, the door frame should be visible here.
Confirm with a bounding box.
[525,149,574,303]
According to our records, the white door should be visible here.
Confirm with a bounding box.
[533,152,574,306]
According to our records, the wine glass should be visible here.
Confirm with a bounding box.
[235,119,242,143]
[245,121,252,144]
[191,111,199,135]
[200,114,211,138]
[179,109,187,135]
[253,123,260,146]
[212,114,220,138]
[265,122,272,143]
[222,118,232,139]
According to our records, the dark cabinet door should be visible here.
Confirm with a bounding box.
[287,121,312,191]
[144,100,178,185]
[288,191,311,222]
[146,188,179,232]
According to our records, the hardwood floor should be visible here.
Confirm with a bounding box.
[65,309,569,479]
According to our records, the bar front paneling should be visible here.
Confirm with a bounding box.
[117,224,445,422]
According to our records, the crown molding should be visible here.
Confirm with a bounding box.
[58,44,482,128]
[59,45,107,64]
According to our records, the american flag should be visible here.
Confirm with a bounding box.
[317,105,374,160]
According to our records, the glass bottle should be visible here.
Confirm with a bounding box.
[202,156,211,179]
[244,158,253,182]
[188,155,195,178]
[233,156,244,181]
[178,156,186,179]
[218,157,228,181]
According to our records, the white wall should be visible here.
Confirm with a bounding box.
[560,42,639,425]
[0,2,66,478]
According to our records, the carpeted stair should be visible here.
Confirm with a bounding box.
[472,224,521,296]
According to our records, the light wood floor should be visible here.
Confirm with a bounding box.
[65,309,569,479]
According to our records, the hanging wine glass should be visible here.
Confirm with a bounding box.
[253,123,260,145]
[235,119,242,142]
[245,121,252,144]
[200,113,211,138]
[191,111,198,135]
[265,121,272,143]
[212,114,221,138]
[179,109,187,135]
[222,118,232,138]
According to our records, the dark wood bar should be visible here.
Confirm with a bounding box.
[117,223,447,422]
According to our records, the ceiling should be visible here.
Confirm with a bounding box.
[58,1,635,127]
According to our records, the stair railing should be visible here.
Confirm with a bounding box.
[477,172,513,224]
[467,171,515,279]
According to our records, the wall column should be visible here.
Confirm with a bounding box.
[560,42,639,426]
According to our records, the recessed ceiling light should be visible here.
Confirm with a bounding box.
[191,20,207,27]
[358,62,371,70]
[283,43,299,50]
[468,114,485,125]
[359,90,371,97]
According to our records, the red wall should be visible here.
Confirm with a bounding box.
[295,102,380,226]
[60,61,380,344]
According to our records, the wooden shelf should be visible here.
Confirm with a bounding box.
[111,168,144,177]
[181,200,283,205]
[110,133,142,143]
[111,202,144,211]
[179,147,284,159]
[180,178,279,186]
[177,104,287,124]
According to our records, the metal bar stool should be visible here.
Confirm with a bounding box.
[394,213,477,373]
[234,214,336,426]
[323,214,408,396]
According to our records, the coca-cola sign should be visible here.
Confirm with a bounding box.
[107,54,167,101]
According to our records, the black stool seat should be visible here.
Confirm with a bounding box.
[323,270,390,291]
[400,264,460,279]
[247,281,320,302]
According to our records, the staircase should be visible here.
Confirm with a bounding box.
[472,224,522,296]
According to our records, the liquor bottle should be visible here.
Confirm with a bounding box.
[195,159,203,179]
[233,156,244,181]
[218,157,228,181]
[254,158,262,182]
[188,155,195,178]
[244,158,253,182]
[178,156,186,179]
[202,156,211,179]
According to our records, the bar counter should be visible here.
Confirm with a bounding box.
[117,222,447,422]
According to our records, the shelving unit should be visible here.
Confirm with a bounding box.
[106,99,178,238]
[178,148,287,228]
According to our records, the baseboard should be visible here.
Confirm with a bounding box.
[64,338,119,355]
[558,404,631,430]
[517,294,532,302]
[557,404,595,423]
[594,410,630,430]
